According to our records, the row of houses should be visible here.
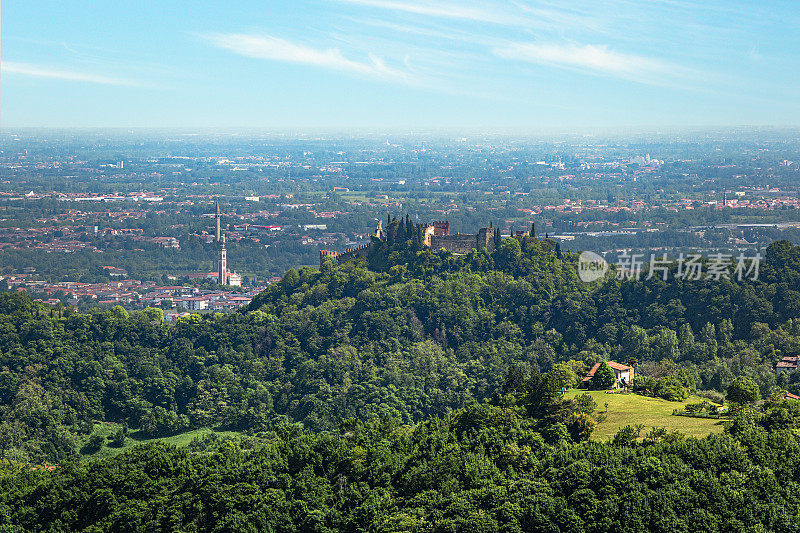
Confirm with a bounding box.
[6,274,259,312]
[776,356,799,374]
[171,295,252,311]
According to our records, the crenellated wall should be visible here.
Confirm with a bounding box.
[323,242,371,265]
[430,231,497,254]
[319,249,339,265]
[321,219,503,266]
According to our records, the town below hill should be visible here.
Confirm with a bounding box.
[3,132,800,529]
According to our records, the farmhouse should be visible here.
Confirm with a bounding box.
[581,361,635,389]
[776,356,798,374]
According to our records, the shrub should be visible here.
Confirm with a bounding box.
[633,375,656,393]
[684,400,714,414]
[568,412,596,442]
[696,390,725,404]
[656,383,689,402]
[540,422,569,445]
[140,406,190,437]
[81,434,105,455]
[612,424,644,446]
[572,393,597,415]
[108,426,127,448]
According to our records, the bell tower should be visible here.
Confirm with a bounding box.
[215,201,222,242]
[218,235,227,284]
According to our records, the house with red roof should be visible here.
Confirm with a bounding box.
[776,356,798,374]
[581,361,635,390]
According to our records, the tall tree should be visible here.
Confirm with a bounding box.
[727,376,760,404]
[592,362,616,390]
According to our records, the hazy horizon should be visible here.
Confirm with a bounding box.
[3,1,799,129]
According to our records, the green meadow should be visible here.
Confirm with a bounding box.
[564,389,726,440]
[78,424,242,462]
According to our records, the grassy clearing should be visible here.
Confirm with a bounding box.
[77,390,723,460]
[564,389,726,440]
[79,424,242,462]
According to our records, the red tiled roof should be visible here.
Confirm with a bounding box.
[582,361,632,382]
[582,362,602,381]
[784,392,800,400]
[777,361,797,368]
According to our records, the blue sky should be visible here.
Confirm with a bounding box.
[2,0,799,129]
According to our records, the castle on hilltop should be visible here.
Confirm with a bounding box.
[320,218,535,267]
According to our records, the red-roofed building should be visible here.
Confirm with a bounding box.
[581,361,635,389]
[776,356,799,375]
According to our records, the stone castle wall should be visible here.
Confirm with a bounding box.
[430,231,496,254]
[320,220,500,266]
[334,243,370,263]
[477,228,494,251]
[430,233,477,254]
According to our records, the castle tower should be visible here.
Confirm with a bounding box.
[477,227,494,251]
[218,235,227,285]
[433,220,449,236]
[215,201,221,242]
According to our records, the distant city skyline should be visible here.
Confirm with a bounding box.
[2,1,799,129]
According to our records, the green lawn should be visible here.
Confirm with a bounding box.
[79,424,242,461]
[564,389,726,440]
[77,391,723,460]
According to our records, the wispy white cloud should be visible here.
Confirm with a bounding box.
[345,17,498,48]
[204,33,409,81]
[1,61,135,85]
[493,42,678,81]
[337,0,608,33]
[335,0,520,26]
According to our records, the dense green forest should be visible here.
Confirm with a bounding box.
[2,230,800,528]
[2,230,800,464]
[2,382,800,531]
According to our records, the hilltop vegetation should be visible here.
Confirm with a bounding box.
[2,232,800,529]
[3,233,800,463]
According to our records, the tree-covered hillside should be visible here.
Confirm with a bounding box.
[2,233,800,464]
[3,233,800,529]
[3,393,800,531]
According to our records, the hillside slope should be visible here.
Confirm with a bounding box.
[1,236,800,463]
